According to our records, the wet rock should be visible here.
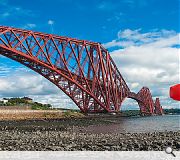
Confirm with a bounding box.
[103,146,111,150]
[0,120,179,151]
[174,141,180,149]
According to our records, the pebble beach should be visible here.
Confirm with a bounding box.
[0,116,179,151]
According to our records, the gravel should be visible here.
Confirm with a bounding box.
[0,117,179,151]
[0,129,179,151]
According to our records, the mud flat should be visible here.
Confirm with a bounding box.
[0,117,179,151]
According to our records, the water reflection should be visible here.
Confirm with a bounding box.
[77,115,180,134]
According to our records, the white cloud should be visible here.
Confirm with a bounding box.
[1,12,10,17]
[22,23,36,29]
[97,1,117,11]
[26,23,36,28]
[0,1,36,21]
[103,29,180,109]
[48,20,54,25]
[0,28,179,110]
[131,82,139,89]
[0,66,76,109]
[104,29,177,48]
[0,71,56,96]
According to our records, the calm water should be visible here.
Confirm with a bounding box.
[79,115,180,133]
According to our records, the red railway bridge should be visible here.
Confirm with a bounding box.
[0,26,163,115]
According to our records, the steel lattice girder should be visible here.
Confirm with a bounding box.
[154,98,163,115]
[0,26,163,114]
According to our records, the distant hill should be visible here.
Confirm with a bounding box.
[163,108,180,115]
[0,97,52,110]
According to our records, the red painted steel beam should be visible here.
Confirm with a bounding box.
[154,98,163,115]
[0,26,162,114]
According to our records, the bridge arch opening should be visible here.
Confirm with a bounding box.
[120,98,140,116]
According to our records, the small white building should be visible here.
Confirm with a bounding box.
[0,98,9,104]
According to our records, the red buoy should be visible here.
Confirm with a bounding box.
[170,84,180,101]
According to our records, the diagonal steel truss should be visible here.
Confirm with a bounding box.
[0,26,163,115]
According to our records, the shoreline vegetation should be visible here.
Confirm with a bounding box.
[0,108,179,121]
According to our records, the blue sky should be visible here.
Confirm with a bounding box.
[0,0,179,110]
[0,0,179,42]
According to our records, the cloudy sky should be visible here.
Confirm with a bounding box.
[0,0,179,110]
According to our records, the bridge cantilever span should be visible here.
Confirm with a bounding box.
[0,26,163,115]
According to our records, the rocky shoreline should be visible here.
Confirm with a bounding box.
[0,116,179,151]
[0,129,179,151]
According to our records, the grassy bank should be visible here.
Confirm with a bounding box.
[0,110,84,121]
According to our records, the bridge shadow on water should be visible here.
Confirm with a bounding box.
[74,114,180,134]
